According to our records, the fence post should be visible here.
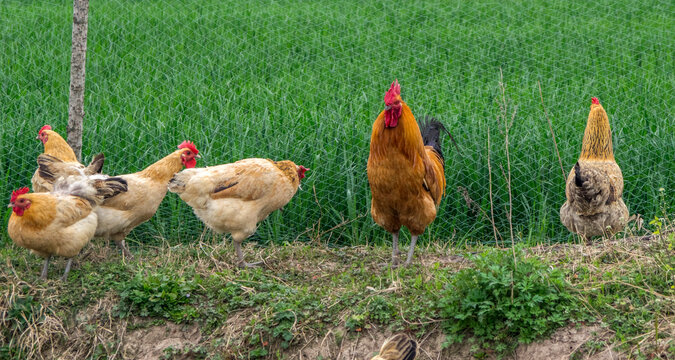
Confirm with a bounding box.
[67,0,89,162]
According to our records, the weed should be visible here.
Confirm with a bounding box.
[117,269,200,322]
[438,246,578,355]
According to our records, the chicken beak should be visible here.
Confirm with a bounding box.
[8,203,14,208]
[196,154,202,159]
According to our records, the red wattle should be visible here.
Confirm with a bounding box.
[384,107,401,128]
[184,159,197,168]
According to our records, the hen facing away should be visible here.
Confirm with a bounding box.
[7,176,127,280]
[371,333,418,360]
[168,158,308,268]
[31,125,104,193]
[367,80,447,267]
[560,98,629,239]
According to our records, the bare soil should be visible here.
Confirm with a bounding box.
[122,323,621,360]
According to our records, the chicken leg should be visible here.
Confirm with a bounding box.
[404,235,418,266]
[61,258,73,281]
[391,231,401,266]
[40,255,51,280]
[234,241,262,268]
[112,233,133,259]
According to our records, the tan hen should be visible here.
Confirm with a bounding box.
[560,97,629,238]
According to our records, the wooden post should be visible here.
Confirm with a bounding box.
[67,0,89,162]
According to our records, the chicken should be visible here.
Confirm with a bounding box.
[92,141,200,257]
[36,141,200,257]
[168,158,308,267]
[7,176,128,280]
[371,334,418,360]
[367,80,447,266]
[560,97,629,238]
[31,125,104,193]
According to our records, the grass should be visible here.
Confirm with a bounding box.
[0,0,673,248]
[1,228,672,359]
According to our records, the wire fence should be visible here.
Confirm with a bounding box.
[1,0,673,249]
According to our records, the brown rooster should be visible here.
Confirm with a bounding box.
[371,334,418,360]
[31,125,104,192]
[560,97,629,238]
[36,141,200,257]
[367,80,447,266]
[168,158,308,267]
[7,176,127,280]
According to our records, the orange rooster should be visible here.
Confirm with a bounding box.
[367,80,447,267]
[560,97,629,238]
[37,141,200,257]
[168,158,308,267]
[371,334,418,360]
[31,125,104,192]
[7,176,128,280]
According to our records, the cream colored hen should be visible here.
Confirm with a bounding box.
[168,158,308,267]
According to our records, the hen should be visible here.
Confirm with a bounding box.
[95,141,200,256]
[36,141,200,257]
[367,80,447,266]
[560,97,629,238]
[168,158,308,267]
[7,176,127,280]
[371,334,418,360]
[31,125,104,192]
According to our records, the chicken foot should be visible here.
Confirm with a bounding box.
[234,241,262,268]
[40,255,51,280]
[61,258,73,281]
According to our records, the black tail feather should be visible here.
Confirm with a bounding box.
[418,116,446,167]
[574,162,585,187]
[101,177,128,199]
[87,153,105,174]
[37,154,61,182]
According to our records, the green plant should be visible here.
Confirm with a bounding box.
[366,295,396,324]
[438,247,577,355]
[117,270,200,322]
[345,313,366,332]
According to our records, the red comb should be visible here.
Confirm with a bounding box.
[591,97,600,105]
[384,79,401,106]
[10,187,30,203]
[39,125,52,134]
[177,140,199,154]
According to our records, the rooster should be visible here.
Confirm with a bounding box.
[560,97,628,238]
[168,158,308,267]
[7,176,127,280]
[367,80,447,266]
[371,334,418,360]
[31,125,104,192]
[36,141,200,257]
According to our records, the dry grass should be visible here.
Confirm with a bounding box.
[0,225,672,359]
